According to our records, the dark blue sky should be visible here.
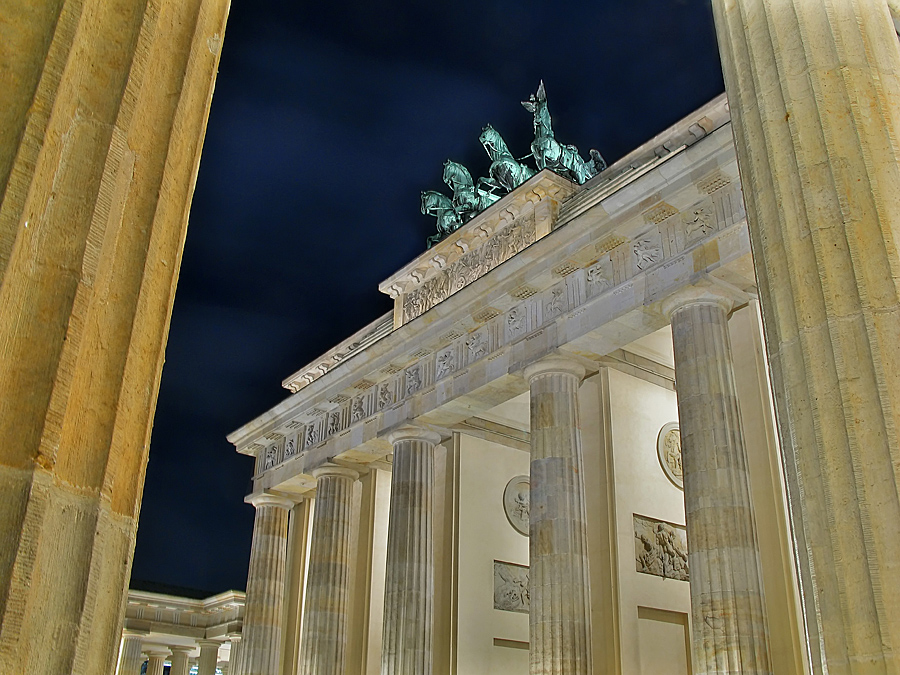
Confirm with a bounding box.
[130,0,725,594]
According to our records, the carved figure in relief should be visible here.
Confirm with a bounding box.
[421,190,462,249]
[664,428,683,481]
[328,412,340,435]
[466,331,487,361]
[493,562,530,613]
[351,397,365,422]
[507,306,526,334]
[546,287,564,316]
[633,234,663,270]
[406,367,422,395]
[284,438,296,458]
[436,349,455,379]
[306,424,320,447]
[378,383,393,409]
[634,514,689,581]
[522,81,606,185]
[443,160,500,223]
[264,445,278,470]
[684,205,715,240]
[479,124,535,192]
[586,260,612,293]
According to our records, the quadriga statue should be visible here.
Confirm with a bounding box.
[522,81,606,185]
[478,124,535,193]
[442,160,500,223]
[421,190,461,249]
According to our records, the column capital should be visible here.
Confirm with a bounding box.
[198,639,221,649]
[660,285,736,319]
[311,464,360,481]
[169,645,193,655]
[524,355,586,383]
[245,492,294,510]
[386,425,441,446]
[144,646,170,657]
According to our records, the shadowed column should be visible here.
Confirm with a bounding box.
[664,289,771,674]
[524,357,592,675]
[381,426,440,675]
[241,494,292,675]
[299,465,359,675]
[117,633,146,675]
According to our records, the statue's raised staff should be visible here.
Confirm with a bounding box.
[421,190,461,248]
[479,124,535,193]
[442,160,500,223]
[522,81,606,185]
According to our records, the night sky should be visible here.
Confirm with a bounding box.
[130,0,725,594]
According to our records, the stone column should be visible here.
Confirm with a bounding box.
[299,466,360,675]
[241,494,293,675]
[0,1,230,671]
[117,633,145,675]
[144,649,169,675]
[168,646,192,675]
[227,634,243,675]
[198,640,220,675]
[524,357,592,675]
[711,1,900,672]
[381,426,441,675]
[663,289,771,673]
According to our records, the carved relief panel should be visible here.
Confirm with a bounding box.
[634,514,689,581]
[493,561,530,613]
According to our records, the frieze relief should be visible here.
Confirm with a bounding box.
[254,185,746,476]
[494,561,530,613]
[634,514,689,581]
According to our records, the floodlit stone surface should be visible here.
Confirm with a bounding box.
[241,494,293,675]
[711,1,900,671]
[525,358,592,675]
[299,466,360,675]
[381,427,441,675]
[665,289,772,673]
[0,0,228,672]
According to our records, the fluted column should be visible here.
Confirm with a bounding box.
[198,640,220,675]
[381,426,441,675]
[711,2,900,672]
[117,633,145,675]
[145,649,169,675]
[168,646,192,675]
[524,357,592,675]
[227,634,243,675]
[241,493,293,675]
[663,289,771,673]
[299,466,359,675]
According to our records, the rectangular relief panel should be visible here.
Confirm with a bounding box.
[633,514,689,581]
[493,561,529,613]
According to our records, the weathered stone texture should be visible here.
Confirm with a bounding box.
[525,358,592,675]
[711,1,900,671]
[0,0,229,672]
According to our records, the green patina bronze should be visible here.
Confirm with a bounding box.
[522,80,606,185]
[422,81,606,248]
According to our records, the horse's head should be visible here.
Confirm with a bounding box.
[443,160,474,192]
[421,190,451,215]
[479,124,506,157]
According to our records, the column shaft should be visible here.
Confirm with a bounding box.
[381,428,440,675]
[241,495,292,675]
[525,358,592,675]
[711,1,900,672]
[117,635,145,675]
[145,651,168,675]
[228,636,243,675]
[669,299,771,673]
[298,467,358,675]
[198,641,219,675]
[0,1,229,670]
[169,647,192,675]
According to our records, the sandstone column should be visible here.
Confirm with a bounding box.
[381,427,440,675]
[197,640,220,675]
[241,494,293,675]
[117,633,145,675]
[524,357,592,675]
[710,1,900,671]
[168,646,192,675]
[0,0,230,673]
[145,649,169,675]
[227,634,243,675]
[663,289,772,673]
[299,466,359,675]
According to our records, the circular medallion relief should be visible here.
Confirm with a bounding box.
[503,475,530,536]
[657,422,683,489]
